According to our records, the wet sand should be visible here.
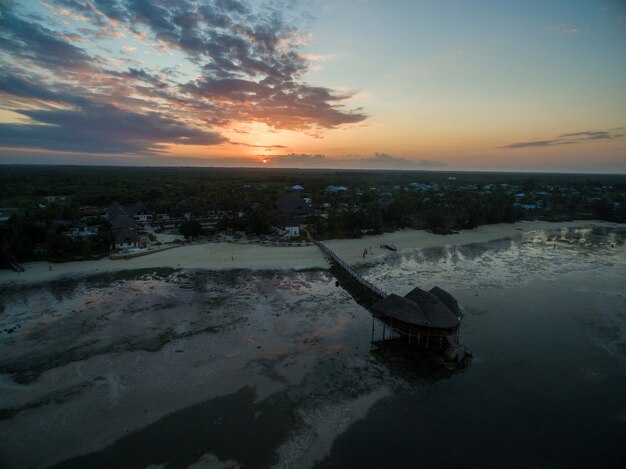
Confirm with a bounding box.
[1,224,625,468]
[0,220,621,286]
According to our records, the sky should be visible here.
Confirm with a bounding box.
[0,0,625,172]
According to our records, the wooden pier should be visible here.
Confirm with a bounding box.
[314,239,470,363]
[314,241,387,300]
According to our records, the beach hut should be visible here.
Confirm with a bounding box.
[371,286,466,360]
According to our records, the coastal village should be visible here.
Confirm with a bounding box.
[2,172,618,364]
[1,171,624,267]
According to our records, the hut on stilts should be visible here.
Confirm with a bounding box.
[370,286,470,362]
[312,238,470,363]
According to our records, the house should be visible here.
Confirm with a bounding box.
[275,192,312,219]
[273,191,312,239]
[128,201,153,222]
[290,184,304,190]
[111,214,139,248]
[156,213,170,221]
[134,213,153,222]
[68,226,99,241]
[43,195,68,202]
[113,227,139,248]
[105,201,125,222]
[410,182,439,192]
[106,201,141,249]
[514,203,538,210]
[274,223,300,238]
[325,185,349,192]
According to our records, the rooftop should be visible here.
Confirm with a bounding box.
[371,286,461,329]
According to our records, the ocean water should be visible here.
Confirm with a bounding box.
[0,227,625,468]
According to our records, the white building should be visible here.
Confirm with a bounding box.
[134,213,153,222]
[274,224,300,238]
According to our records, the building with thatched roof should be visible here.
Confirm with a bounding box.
[371,286,464,358]
[273,191,312,238]
[113,227,139,248]
[274,192,312,219]
[105,201,141,249]
[105,201,125,222]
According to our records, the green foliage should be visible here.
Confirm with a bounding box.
[179,220,203,239]
[0,166,624,262]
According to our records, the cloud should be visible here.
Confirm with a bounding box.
[264,153,445,169]
[0,75,223,153]
[546,23,582,35]
[501,129,623,149]
[63,0,366,131]
[368,152,446,168]
[0,152,264,167]
[230,142,289,149]
[0,147,445,169]
[558,130,614,139]
[0,0,367,155]
[0,3,93,71]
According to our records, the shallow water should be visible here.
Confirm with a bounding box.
[0,227,625,468]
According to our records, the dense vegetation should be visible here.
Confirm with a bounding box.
[1,165,625,266]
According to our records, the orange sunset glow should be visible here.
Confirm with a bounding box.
[0,0,624,172]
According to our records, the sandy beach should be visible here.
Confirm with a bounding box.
[0,220,621,286]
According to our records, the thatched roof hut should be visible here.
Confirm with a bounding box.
[105,201,125,222]
[371,294,430,326]
[371,286,461,330]
[274,192,312,218]
[429,286,462,317]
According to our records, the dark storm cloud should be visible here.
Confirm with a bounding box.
[0,75,65,102]
[501,129,623,149]
[0,104,224,153]
[0,75,224,153]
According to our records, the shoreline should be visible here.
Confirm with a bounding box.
[0,220,622,287]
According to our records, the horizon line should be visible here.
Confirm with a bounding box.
[1,162,625,176]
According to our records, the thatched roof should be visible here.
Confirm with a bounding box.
[111,214,136,231]
[371,294,431,327]
[114,228,138,245]
[429,286,463,317]
[128,201,147,215]
[275,192,312,218]
[106,201,125,221]
[404,287,460,328]
[371,286,461,329]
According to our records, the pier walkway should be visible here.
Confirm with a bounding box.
[314,240,388,300]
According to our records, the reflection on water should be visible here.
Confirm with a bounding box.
[362,227,626,294]
[0,226,625,468]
